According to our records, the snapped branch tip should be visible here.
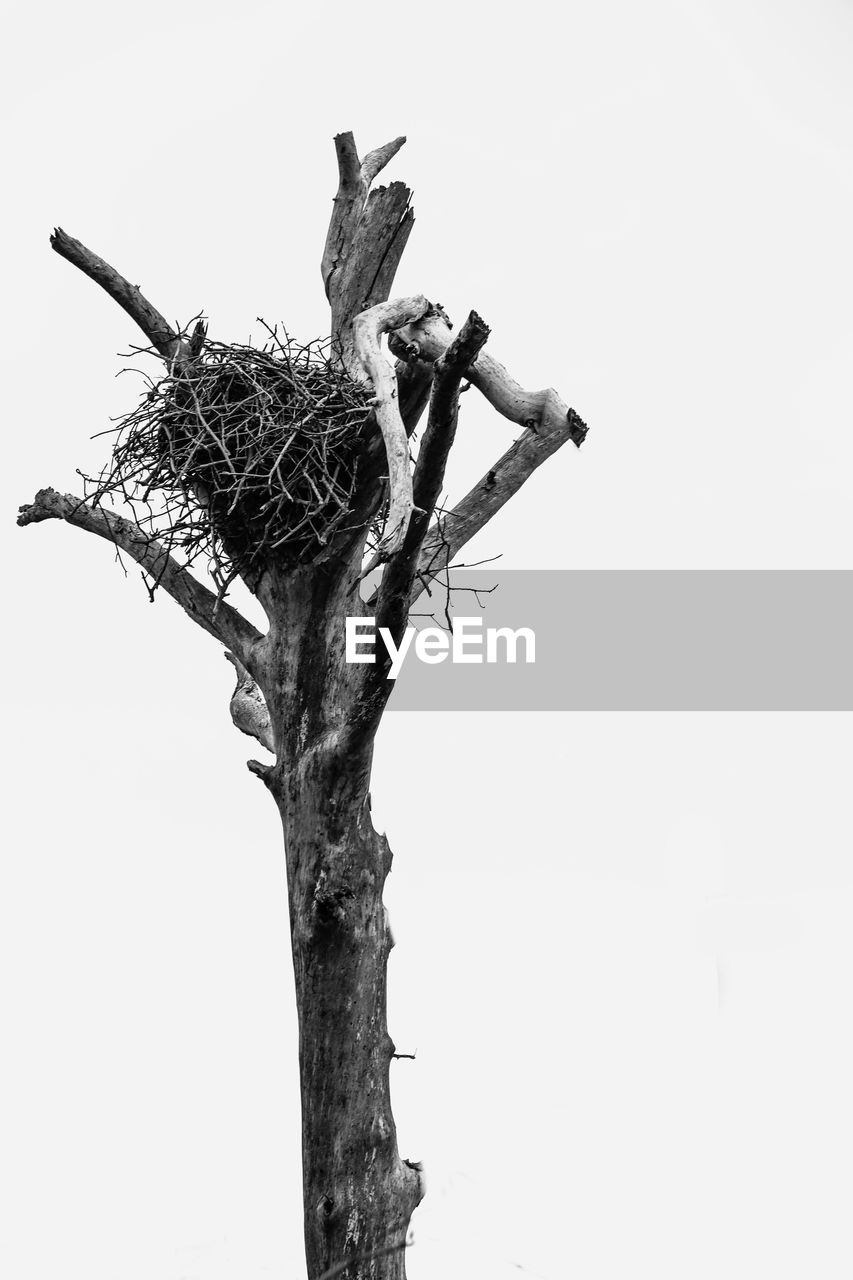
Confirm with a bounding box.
[567,409,589,447]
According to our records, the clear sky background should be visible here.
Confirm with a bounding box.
[2,1,853,1277]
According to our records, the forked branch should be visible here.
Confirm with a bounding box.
[321,133,406,296]
[395,309,589,445]
[390,309,588,577]
[322,132,414,374]
[17,488,262,666]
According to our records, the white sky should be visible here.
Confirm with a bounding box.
[2,1,853,1277]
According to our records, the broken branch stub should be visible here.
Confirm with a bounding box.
[225,652,275,754]
[322,132,414,376]
[382,307,588,576]
[412,311,492,519]
[371,311,492,642]
[395,308,588,446]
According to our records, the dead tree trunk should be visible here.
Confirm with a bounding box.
[256,558,422,1278]
[18,131,587,1280]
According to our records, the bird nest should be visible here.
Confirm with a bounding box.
[83,326,376,596]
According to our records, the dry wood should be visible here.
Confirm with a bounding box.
[51,228,184,362]
[412,311,491,517]
[17,488,261,666]
[416,404,586,579]
[388,308,587,576]
[351,296,432,557]
[394,351,434,437]
[373,312,491,641]
[322,133,414,374]
[242,559,423,1279]
[394,307,588,440]
[320,133,405,296]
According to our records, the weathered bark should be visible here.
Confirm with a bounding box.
[323,133,414,378]
[392,308,589,577]
[50,228,186,362]
[351,295,432,557]
[373,312,492,640]
[250,560,421,1280]
[17,487,262,666]
[278,761,420,1280]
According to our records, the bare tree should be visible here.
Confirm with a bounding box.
[18,132,587,1280]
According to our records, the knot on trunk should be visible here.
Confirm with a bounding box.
[312,866,356,927]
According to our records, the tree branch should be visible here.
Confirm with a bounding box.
[416,402,587,581]
[395,352,435,437]
[395,308,589,446]
[372,312,491,636]
[412,311,491,517]
[50,228,184,362]
[17,488,263,666]
[361,136,407,186]
[387,308,588,578]
[352,296,432,557]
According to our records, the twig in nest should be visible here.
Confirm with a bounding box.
[81,324,380,604]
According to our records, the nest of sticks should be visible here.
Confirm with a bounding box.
[84,325,377,596]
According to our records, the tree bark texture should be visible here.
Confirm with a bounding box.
[279,763,420,1280]
[253,559,422,1280]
